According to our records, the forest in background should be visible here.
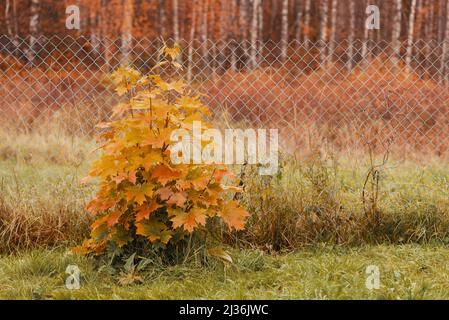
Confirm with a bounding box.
[1,1,448,156]
[1,0,449,72]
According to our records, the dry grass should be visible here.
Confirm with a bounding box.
[236,149,449,250]
[0,127,96,253]
[0,118,448,254]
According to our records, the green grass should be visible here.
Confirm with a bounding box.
[1,244,449,299]
[0,130,448,299]
[0,129,448,252]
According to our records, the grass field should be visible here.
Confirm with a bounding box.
[2,244,449,300]
[0,129,448,300]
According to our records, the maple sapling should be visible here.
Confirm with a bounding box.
[76,45,249,256]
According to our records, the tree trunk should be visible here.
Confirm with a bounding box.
[269,0,278,38]
[89,0,101,57]
[187,0,198,82]
[328,0,338,65]
[121,0,134,65]
[5,0,20,55]
[405,0,418,72]
[424,0,434,74]
[304,0,311,50]
[173,0,180,42]
[392,0,403,67]
[438,0,446,43]
[441,0,449,82]
[257,0,263,54]
[319,0,329,66]
[280,0,289,62]
[230,0,238,71]
[200,0,209,67]
[27,0,40,65]
[250,0,260,69]
[100,0,112,71]
[295,0,302,43]
[159,0,166,37]
[346,0,355,71]
[361,0,370,66]
[239,0,249,60]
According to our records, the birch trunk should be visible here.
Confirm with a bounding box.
[187,0,198,82]
[295,0,302,43]
[257,0,263,54]
[100,0,112,71]
[250,0,260,69]
[200,0,209,67]
[239,0,249,59]
[89,1,101,57]
[441,0,449,82]
[27,0,40,64]
[173,0,180,42]
[159,0,166,37]
[328,0,338,65]
[121,0,134,65]
[405,0,418,72]
[280,0,289,62]
[230,0,238,71]
[392,0,403,67]
[319,0,329,66]
[346,0,356,71]
[424,0,434,73]
[304,0,311,49]
[5,0,20,54]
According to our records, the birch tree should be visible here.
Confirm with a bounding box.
[441,0,449,82]
[319,0,329,66]
[250,0,260,68]
[173,0,180,43]
[159,0,166,37]
[239,0,249,59]
[230,0,239,71]
[100,0,112,71]
[438,0,446,43]
[303,0,311,49]
[392,0,403,67]
[121,0,134,65]
[89,0,101,57]
[328,0,338,65]
[27,0,40,64]
[295,0,302,43]
[257,0,263,54]
[280,0,289,62]
[346,0,356,71]
[187,0,198,82]
[199,0,209,65]
[5,0,20,54]
[405,0,418,72]
[361,0,370,66]
[423,0,434,73]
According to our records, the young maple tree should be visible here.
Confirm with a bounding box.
[77,45,249,255]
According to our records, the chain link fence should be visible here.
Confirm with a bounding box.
[1,35,448,155]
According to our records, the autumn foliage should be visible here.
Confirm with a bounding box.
[76,45,248,255]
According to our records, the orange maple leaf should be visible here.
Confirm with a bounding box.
[219,201,249,231]
[135,201,162,222]
[170,208,207,232]
[152,164,181,185]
